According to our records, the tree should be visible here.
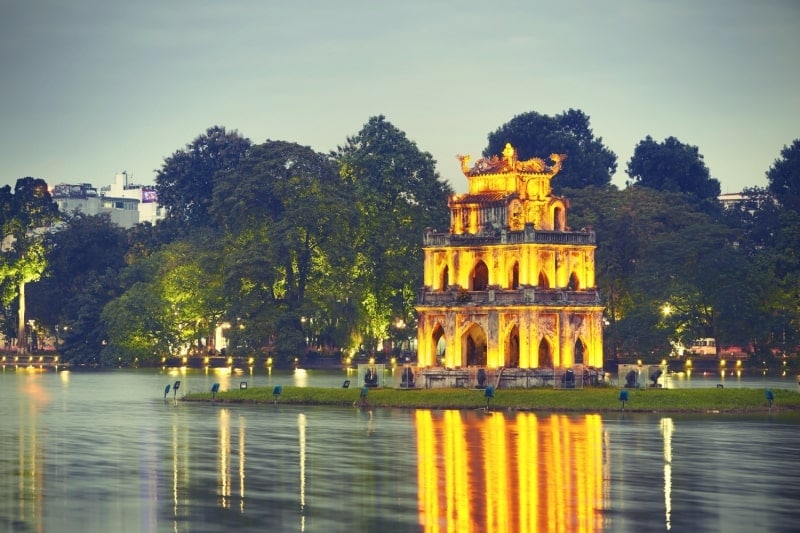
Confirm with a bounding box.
[766,139,800,213]
[212,140,358,363]
[26,212,128,363]
[566,186,722,361]
[485,109,617,190]
[155,126,251,229]
[101,232,226,365]
[626,136,721,204]
[0,177,59,352]
[335,116,452,354]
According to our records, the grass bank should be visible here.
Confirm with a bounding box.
[184,385,800,413]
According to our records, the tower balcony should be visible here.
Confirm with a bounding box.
[416,287,602,307]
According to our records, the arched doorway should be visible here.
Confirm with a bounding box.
[538,338,553,368]
[463,323,487,366]
[506,325,520,367]
[472,260,489,291]
[574,338,585,365]
[554,207,563,230]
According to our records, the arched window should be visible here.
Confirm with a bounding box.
[538,271,550,288]
[472,261,489,291]
[440,265,449,291]
[554,207,563,231]
[568,272,579,290]
[464,323,487,366]
[574,338,585,365]
[538,338,553,368]
[433,324,446,364]
[506,325,520,367]
[510,262,519,289]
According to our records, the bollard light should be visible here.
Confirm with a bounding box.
[484,385,495,410]
[273,385,282,404]
[619,389,629,410]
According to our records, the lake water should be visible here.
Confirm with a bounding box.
[1,368,799,532]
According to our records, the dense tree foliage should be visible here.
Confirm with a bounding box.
[335,116,452,353]
[26,213,128,363]
[101,232,226,365]
[211,140,357,363]
[155,126,251,229]
[0,177,59,351]
[485,109,617,191]
[767,139,800,213]
[626,136,721,205]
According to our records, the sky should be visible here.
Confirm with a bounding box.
[1,0,798,195]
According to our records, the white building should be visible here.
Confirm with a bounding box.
[52,172,164,229]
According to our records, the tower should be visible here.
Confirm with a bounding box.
[415,144,603,386]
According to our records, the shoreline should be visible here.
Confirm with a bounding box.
[183,385,800,415]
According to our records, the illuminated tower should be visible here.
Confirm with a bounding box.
[415,144,603,382]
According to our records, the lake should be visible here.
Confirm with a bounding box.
[1,368,798,532]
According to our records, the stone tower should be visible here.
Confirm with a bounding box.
[415,143,603,386]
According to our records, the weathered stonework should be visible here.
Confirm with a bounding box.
[416,144,604,387]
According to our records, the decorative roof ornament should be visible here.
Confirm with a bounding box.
[457,143,566,178]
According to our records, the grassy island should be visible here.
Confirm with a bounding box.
[183,385,800,414]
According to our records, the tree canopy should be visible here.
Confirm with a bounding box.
[626,135,721,205]
[485,109,617,191]
[0,177,59,351]
[336,115,452,352]
[155,126,251,229]
[27,212,128,363]
[767,139,800,213]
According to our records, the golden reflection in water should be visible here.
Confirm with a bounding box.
[215,409,248,514]
[660,418,674,531]
[416,411,605,532]
[239,418,246,513]
[299,413,307,532]
[219,408,231,508]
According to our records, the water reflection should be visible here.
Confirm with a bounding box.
[2,371,799,532]
[416,410,605,532]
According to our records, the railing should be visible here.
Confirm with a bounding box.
[417,288,601,306]
[423,229,595,247]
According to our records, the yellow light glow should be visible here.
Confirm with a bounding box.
[416,410,603,531]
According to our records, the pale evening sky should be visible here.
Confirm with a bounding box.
[1,0,798,195]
